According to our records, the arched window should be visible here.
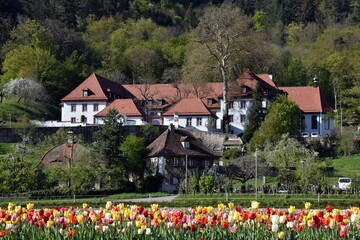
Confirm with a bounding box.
[311,115,318,129]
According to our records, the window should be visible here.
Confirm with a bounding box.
[71,117,76,123]
[83,90,88,97]
[241,86,247,93]
[82,104,87,112]
[204,160,209,169]
[189,159,194,167]
[157,100,163,106]
[208,99,213,105]
[229,101,234,109]
[240,114,246,123]
[81,116,87,123]
[71,104,76,112]
[240,100,246,109]
[93,104,99,112]
[172,158,179,166]
[185,141,190,149]
[311,115,318,129]
[186,118,192,126]
[196,117,202,126]
[229,115,234,123]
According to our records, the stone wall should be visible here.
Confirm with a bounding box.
[0,125,168,143]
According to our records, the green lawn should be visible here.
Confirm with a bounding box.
[331,155,360,178]
[0,142,15,154]
[0,100,59,127]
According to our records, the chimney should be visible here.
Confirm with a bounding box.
[313,76,318,88]
[67,130,75,144]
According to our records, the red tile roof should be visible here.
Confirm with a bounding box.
[226,69,280,99]
[162,98,214,116]
[279,86,333,113]
[146,127,220,158]
[61,73,132,102]
[95,99,146,118]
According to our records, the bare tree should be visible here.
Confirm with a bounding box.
[195,3,250,132]
[3,78,50,106]
[222,155,269,184]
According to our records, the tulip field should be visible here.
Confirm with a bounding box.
[1,201,360,239]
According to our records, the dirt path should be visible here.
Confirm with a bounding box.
[113,195,177,203]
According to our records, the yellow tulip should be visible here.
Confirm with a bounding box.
[124,209,131,219]
[196,206,202,213]
[305,202,311,210]
[141,224,147,230]
[15,206,22,214]
[233,212,240,220]
[228,202,234,209]
[288,205,296,215]
[8,203,14,211]
[278,231,285,239]
[105,201,112,211]
[218,203,225,212]
[329,218,336,229]
[161,210,167,218]
[83,203,88,209]
[136,220,142,228]
[64,211,71,218]
[21,214,27,220]
[206,206,213,213]
[47,220,53,228]
[151,204,159,212]
[53,210,59,219]
[77,215,84,224]
[251,201,260,210]
[26,203,34,210]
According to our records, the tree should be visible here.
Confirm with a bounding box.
[119,134,145,185]
[242,82,265,143]
[2,45,56,82]
[199,173,215,194]
[194,3,250,132]
[250,95,302,148]
[338,129,356,156]
[94,108,123,167]
[222,154,268,184]
[3,78,50,105]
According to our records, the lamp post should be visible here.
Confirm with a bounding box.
[185,154,188,195]
[255,148,258,200]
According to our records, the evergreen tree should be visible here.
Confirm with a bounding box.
[242,82,264,143]
[93,108,123,167]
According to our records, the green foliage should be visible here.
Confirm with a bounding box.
[250,95,302,148]
[2,45,57,82]
[119,134,145,179]
[251,11,267,32]
[242,82,264,143]
[94,108,123,166]
[337,129,356,156]
[199,174,215,194]
[141,123,160,145]
[189,175,198,194]
[222,148,242,161]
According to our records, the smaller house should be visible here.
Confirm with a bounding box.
[162,98,217,131]
[146,125,221,193]
[94,99,147,125]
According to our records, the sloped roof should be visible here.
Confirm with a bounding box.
[61,73,133,102]
[146,127,221,158]
[279,86,333,113]
[162,98,214,116]
[94,99,145,118]
[226,69,281,99]
[37,143,82,168]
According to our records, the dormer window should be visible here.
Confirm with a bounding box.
[241,86,247,93]
[157,100,163,106]
[180,136,190,148]
[208,98,213,105]
[83,89,89,97]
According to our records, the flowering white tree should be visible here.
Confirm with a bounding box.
[3,78,50,105]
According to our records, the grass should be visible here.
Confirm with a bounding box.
[331,155,360,178]
[0,142,15,154]
[0,100,59,127]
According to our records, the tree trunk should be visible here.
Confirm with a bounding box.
[220,62,229,133]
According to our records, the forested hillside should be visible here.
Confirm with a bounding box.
[0,0,359,125]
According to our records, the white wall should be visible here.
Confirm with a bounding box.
[163,115,210,131]
[95,116,146,125]
[61,101,108,124]
[302,113,334,137]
